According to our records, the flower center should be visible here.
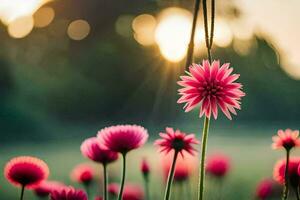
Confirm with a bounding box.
[200,81,222,97]
[171,138,185,151]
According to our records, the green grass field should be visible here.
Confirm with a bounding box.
[0,124,293,199]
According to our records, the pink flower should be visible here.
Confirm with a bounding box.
[177,60,245,120]
[206,154,230,178]
[108,183,119,196]
[162,154,197,182]
[94,196,103,200]
[273,157,300,187]
[107,183,144,200]
[50,186,87,200]
[122,184,144,200]
[34,181,66,197]
[97,125,148,154]
[70,164,94,184]
[81,137,119,164]
[4,156,49,188]
[155,127,199,156]
[140,158,150,175]
[255,179,278,200]
[272,129,300,150]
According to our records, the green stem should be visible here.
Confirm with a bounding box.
[117,153,127,200]
[143,175,150,200]
[282,150,290,200]
[198,117,211,200]
[163,151,179,200]
[103,164,108,200]
[20,185,25,200]
[209,0,215,49]
[185,0,201,69]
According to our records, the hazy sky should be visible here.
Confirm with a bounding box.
[238,0,300,79]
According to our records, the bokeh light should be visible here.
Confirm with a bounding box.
[34,6,55,28]
[214,20,233,48]
[8,16,34,38]
[67,19,91,41]
[0,0,52,25]
[155,7,193,62]
[115,15,134,38]
[132,14,156,46]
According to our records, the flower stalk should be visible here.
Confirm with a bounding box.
[198,116,210,200]
[282,150,290,200]
[103,164,108,200]
[117,153,127,200]
[20,185,25,200]
[143,173,150,200]
[186,0,201,69]
[164,151,179,200]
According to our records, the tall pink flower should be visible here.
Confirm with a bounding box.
[50,186,87,200]
[70,163,94,185]
[272,129,300,150]
[98,125,148,200]
[206,154,230,178]
[4,156,49,188]
[177,60,245,120]
[34,181,66,197]
[81,137,118,200]
[155,127,199,157]
[81,137,119,164]
[97,125,148,153]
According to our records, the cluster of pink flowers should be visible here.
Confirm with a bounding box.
[255,129,300,200]
[3,60,245,200]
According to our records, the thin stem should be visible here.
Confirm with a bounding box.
[117,153,127,200]
[143,175,150,200]
[209,0,215,49]
[20,185,25,200]
[103,164,108,200]
[185,0,201,69]
[282,150,290,200]
[163,151,179,200]
[202,0,212,62]
[198,116,211,200]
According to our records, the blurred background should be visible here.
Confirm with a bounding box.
[0,0,299,199]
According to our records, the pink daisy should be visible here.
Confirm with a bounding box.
[81,137,119,164]
[272,129,300,150]
[140,158,150,176]
[206,154,230,178]
[50,186,87,200]
[273,157,300,187]
[97,125,148,154]
[70,163,94,185]
[4,156,49,188]
[155,127,199,156]
[177,60,245,120]
[34,181,66,197]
